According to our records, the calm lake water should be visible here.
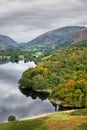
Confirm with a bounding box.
[0,61,55,122]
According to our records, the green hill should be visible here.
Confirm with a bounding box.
[19,40,87,108]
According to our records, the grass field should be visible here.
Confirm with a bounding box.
[0,108,87,130]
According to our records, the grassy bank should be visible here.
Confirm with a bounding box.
[0,108,87,130]
[0,120,46,130]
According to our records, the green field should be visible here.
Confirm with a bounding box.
[0,120,46,130]
[0,109,87,130]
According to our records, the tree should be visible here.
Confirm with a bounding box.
[8,115,16,122]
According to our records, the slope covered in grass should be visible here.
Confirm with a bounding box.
[0,109,87,130]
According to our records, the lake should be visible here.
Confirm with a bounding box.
[0,61,55,122]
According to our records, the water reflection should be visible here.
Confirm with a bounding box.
[19,87,50,100]
[0,61,55,122]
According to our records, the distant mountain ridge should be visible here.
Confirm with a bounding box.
[54,29,87,48]
[24,26,86,47]
[0,35,17,48]
[1,26,87,49]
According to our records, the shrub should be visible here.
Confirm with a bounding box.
[8,115,16,122]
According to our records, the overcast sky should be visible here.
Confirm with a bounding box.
[0,0,87,42]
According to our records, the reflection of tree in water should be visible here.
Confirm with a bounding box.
[19,87,80,112]
[19,87,60,111]
[19,87,50,100]
[19,87,61,111]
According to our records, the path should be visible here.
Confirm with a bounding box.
[20,109,75,121]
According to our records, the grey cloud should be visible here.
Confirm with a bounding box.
[0,0,87,42]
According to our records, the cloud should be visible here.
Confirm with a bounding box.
[0,0,87,42]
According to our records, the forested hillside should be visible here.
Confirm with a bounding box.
[19,40,87,108]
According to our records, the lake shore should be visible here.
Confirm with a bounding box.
[20,109,75,121]
[0,108,87,130]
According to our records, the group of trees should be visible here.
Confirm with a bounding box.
[0,48,36,62]
[51,79,87,107]
[0,43,56,63]
[19,40,87,107]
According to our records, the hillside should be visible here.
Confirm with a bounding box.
[0,26,87,50]
[55,29,87,48]
[19,40,87,108]
[0,109,87,130]
[20,26,86,49]
[0,35,18,48]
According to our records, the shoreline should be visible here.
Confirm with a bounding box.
[20,109,75,121]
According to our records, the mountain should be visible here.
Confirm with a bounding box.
[1,26,87,50]
[55,29,87,48]
[0,35,18,48]
[23,26,86,48]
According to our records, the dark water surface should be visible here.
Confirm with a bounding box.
[0,61,55,122]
